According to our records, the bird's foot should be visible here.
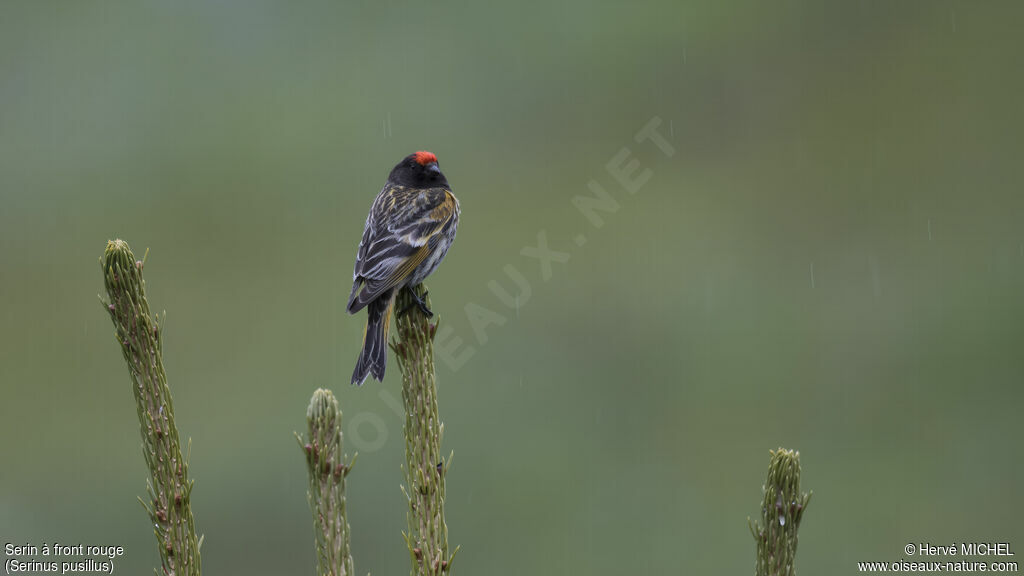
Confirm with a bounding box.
[398,286,434,318]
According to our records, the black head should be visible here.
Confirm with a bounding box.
[387,151,449,189]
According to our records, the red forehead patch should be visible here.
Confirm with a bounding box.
[414,151,438,165]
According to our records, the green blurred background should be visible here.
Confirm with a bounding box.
[2,1,1022,574]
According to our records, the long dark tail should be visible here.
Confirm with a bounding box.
[351,291,395,385]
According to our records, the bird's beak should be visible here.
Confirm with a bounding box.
[426,162,441,174]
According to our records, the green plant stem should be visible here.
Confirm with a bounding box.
[300,389,356,576]
[391,284,457,575]
[749,448,812,576]
[101,239,201,576]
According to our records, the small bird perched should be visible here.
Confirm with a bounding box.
[347,151,460,385]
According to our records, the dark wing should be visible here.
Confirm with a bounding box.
[346,185,457,313]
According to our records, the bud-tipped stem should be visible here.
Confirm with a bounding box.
[391,284,457,575]
[100,239,201,576]
[749,448,812,576]
[299,389,356,576]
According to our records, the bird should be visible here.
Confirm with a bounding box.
[347,151,460,385]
